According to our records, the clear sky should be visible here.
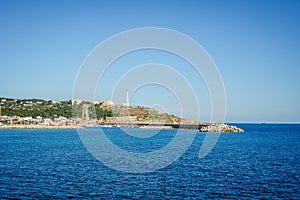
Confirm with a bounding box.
[0,0,299,123]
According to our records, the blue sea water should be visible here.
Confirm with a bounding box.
[0,124,299,199]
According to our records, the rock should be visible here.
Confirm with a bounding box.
[199,124,244,133]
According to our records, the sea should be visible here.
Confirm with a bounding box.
[0,124,299,199]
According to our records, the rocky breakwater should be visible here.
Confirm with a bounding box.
[200,123,244,133]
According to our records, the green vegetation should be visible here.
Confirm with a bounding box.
[0,97,181,123]
[1,99,72,118]
[72,102,113,119]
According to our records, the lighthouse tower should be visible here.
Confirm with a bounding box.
[125,90,129,106]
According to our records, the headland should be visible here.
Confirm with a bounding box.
[0,97,244,132]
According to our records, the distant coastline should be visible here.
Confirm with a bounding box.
[0,125,80,129]
[0,123,244,132]
[0,97,244,132]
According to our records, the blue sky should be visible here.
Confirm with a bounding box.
[0,0,299,123]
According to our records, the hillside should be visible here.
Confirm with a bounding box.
[0,97,186,124]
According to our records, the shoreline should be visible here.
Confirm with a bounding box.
[0,125,81,129]
[0,123,244,132]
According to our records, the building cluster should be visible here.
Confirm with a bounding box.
[0,98,60,107]
[0,98,118,127]
[0,115,76,126]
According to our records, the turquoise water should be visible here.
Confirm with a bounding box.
[0,124,299,199]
